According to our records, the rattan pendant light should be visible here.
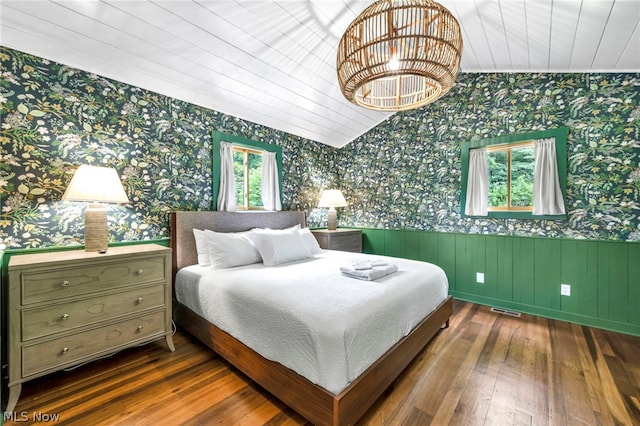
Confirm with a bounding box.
[337,0,463,111]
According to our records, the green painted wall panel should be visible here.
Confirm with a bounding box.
[600,243,629,324]
[436,233,457,291]
[362,229,385,254]
[559,240,579,315]
[560,240,598,317]
[385,230,406,258]
[405,231,420,260]
[512,238,535,305]
[583,241,600,317]
[455,234,475,295]
[418,232,439,264]
[598,242,615,319]
[482,236,498,300]
[496,237,514,301]
[597,243,612,320]
[629,244,640,325]
[471,234,486,297]
[534,239,563,310]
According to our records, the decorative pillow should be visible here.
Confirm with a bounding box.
[247,230,313,266]
[199,229,262,269]
[298,227,322,254]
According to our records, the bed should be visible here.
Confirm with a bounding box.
[170,211,452,426]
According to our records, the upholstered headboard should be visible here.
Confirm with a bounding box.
[169,211,307,277]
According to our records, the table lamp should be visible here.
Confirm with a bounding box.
[318,189,348,230]
[62,165,130,252]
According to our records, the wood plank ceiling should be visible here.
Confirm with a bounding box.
[1,1,638,147]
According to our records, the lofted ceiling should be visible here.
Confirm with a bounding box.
[1,1,638,148]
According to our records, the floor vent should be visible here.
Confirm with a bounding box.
[490,307,522,317]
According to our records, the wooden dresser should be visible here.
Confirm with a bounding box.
[6,244,174,412]
[311,229,362,253]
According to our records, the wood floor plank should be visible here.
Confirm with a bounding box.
[574,325,617,425]
[5,300,640,425]
[546,319,569,424]
[532,316,552,426]
[586,327,636,425]
[484,317,526,425]
[444,312,501,424]
[430,311,499,424]
[554,320,599,425]
[514,314,539,424]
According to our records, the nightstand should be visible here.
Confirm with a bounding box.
[6,244,174,412]
[311,229,362,253]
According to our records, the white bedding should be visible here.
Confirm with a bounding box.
[175,250,448,395]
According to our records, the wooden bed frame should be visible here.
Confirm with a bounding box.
[170,211,452,426]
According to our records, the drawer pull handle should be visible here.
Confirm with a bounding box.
[61,347,69,354]
[61,313,70,321]
[136,269,144,276]
[137,325,144,332]
[136,297,143,305]
[61,280,70,287]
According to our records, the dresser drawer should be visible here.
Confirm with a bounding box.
[22,311,166,377]
[21,256,166,305]
[22,285,166,341]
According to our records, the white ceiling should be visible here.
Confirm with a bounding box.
[1,1,638,147]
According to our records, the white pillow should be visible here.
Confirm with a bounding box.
[193,229,212,266]
[192,229,262,269]
[251,224,301,234]
[204,229,262,269]
[247,231,313,266]
[298,227,322,254]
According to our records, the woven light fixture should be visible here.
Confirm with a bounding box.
[337,0,463,111]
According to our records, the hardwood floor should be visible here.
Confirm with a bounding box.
[5,300,640,425]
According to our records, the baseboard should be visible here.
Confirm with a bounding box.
[450,291,640,337]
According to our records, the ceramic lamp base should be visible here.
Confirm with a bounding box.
[84,203,108,252]
[327,207,338,230]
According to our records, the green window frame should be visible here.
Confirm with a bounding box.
[212,131,282,211]
[460,127,568,220]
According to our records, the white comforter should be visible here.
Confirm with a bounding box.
[175,250,448,395]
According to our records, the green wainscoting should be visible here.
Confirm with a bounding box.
[361,229,640,337]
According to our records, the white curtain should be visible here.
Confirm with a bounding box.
[533,138,566,215]
[261,151,281,211]
[217,141,237,211]
[465,148,488,216]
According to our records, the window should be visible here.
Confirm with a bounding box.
[212,131,282,211]
[233,146,263,210]
[460,127,568,220]
[487,141,534,212]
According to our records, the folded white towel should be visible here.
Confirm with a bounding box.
[340,263,398,281]
[351,260,389,270]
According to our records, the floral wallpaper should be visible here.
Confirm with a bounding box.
[337,73,640,241]
[0,47,335,249]
[1,46,638,249]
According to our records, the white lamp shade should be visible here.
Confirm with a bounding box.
[318,190,347,208]
[62,165,129,203]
